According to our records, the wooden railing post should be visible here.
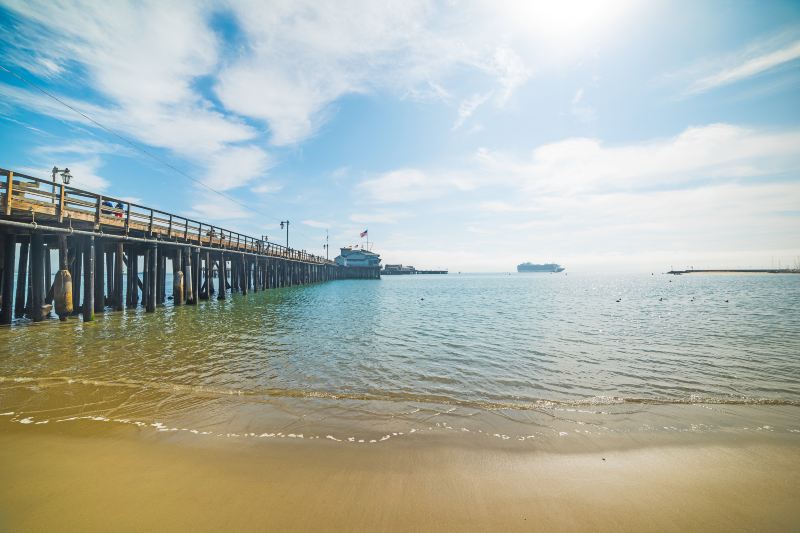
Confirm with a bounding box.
[168,214,173,238]
[184,219,188,240]
[148,209,154,235]
[125,203,131,234]
[58,182,66,223]
[95,195,102,226]
[5,170,14,216]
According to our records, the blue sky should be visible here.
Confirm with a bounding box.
[1,0,798,271]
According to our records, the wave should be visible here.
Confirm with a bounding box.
[2,375,799,410]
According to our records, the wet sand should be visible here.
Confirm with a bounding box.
[1,423,798,532]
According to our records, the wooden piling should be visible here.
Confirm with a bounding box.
[191,248,200,304]
[94,239,104,313]
[241,254,248,295]
[203,252,214,300]
[206,251,214,297]
[70,236,82,316]
[1,233,15,324]
[125,245,135,308]
[142,248,149,310]
[44,242,52,305]
[30,233,44,322]
[14,239,28,318]
[105,245,113,306]
[146,244,156,313]
[173,249,184,305]
[83,236,95,321]
[156,246,167,305]
[217,253,226,300]
[130,248,140,308]
[114,242,124,311]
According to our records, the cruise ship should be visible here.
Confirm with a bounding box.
[517,262,565,273]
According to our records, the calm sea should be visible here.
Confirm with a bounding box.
[2,273,799,441]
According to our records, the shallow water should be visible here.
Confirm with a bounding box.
[1,273,799,442]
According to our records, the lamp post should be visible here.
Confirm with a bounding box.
[51,166,72,203]
[323,229,329,261]
[279,220,290,248]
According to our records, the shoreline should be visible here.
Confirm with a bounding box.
[1,421,798,531]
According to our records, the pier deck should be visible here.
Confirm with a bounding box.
[0,167,379,324]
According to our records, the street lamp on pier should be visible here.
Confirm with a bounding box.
[279,220,290,248]
[50,166,72,203]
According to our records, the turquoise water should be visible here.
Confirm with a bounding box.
[1,272,799,440]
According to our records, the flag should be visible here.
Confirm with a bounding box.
[360,229,368,238]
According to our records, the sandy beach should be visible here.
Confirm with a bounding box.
[1,418,798,532]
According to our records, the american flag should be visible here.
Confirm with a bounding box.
[360,229,368,238]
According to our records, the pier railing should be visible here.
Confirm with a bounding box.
[0,167,330,265]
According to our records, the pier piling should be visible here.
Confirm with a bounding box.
[146,244,156,313]
[30,233,45,321]
[1,233,15,324]
[114,242,124,311]
[94,242,104,313]
[71,237,81,316]
[14,239,28,318]
[83,236,94,321]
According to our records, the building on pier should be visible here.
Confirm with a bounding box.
[333,247,382,280]
[334,247,381,268]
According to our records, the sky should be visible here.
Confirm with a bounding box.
[0,0,798,272]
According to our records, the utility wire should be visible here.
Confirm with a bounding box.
[1,62,342,255]
[0,62,268,219]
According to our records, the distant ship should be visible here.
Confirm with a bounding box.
[517,262,565,273]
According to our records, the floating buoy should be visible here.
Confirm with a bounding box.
[53,269,73,320]
[173,270,184,305]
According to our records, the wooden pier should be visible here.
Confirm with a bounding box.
[0,167,380,324]
[667,269,800,275]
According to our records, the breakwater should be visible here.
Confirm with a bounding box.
[0,167,379,324]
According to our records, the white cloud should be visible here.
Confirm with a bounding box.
[214,1,538,145]
[687,39,800,95]
[302,219,330,229]
[185,193,250,222]
[453,92,492,130]
[330,166,350,179]
[34,140,129,158]
[349,210,409,224]
[570,88,595,122]
[19,158,110,192]
[357,169,476,203]
[251,182,283,194]
[478,123,800,194]
[0,1,265,191]
[202,146,272,191]
[488,46,529,105]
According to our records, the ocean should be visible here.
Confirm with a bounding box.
[1,272,799,443]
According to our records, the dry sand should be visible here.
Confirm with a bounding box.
[1,423,798,532]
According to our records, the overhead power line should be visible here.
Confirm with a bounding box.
[0,62,266,218]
